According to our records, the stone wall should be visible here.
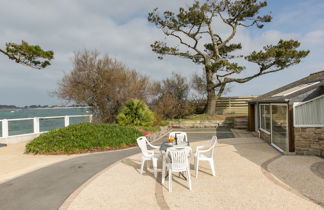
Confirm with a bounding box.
[259,129,271,144]
[294,127,324,157]
[169,121,219,128]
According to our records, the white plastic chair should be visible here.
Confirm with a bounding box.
[168,131,188,145]
[166,147,192,192]
[194,136,217,178]
[136,136,160,178]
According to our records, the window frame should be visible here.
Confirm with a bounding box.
[259,104,271,134]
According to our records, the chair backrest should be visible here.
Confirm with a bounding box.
[167,147,190,172]
[169,131,188,145]
[136,136,149,156]
[205,136,218,158]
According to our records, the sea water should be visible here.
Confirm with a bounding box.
[0,107,91,137]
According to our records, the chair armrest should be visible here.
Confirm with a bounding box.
[146,140,160,149]
[196,146,213,154]
[196,145,207,150]
[196,145,208,154]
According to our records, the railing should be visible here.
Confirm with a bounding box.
[0,114,92,138]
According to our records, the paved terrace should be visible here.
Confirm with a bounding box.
[64,129,324,210]
[0,128,323,210]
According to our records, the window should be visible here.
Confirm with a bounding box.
[294,95,324,127]
[260,104,271,132]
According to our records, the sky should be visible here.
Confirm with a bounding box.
[0,0,324,106]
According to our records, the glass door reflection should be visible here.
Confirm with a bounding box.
[271,105,288,152]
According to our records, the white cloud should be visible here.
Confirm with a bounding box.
[303,30,324,45]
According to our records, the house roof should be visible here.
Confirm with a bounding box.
[249,70,324,104]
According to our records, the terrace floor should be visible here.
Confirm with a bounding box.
[63,130,324,210]
[0,128,323,210]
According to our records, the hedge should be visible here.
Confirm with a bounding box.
[25,122,143,154]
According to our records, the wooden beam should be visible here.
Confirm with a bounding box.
[288,105,295,152]
[248,103,255,131]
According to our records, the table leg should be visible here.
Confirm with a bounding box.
[162,153,166,184]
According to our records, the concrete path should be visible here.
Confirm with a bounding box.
[0,144,141,210]
[0,128,216,210]
[65,137,324,210]
[0,142,85,184]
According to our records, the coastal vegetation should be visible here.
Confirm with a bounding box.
[25,123,143,154]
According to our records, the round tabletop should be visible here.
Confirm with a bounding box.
[160,141,189,151]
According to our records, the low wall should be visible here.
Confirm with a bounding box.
[233,117,248,129]
[294,127,324,157]
[0,133,43,144]
[169,121,219,128]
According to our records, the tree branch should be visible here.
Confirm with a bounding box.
[0,49,10,57]
[168,29,207,60]
[216,71,236,78]
[217,23,237,49]
[224,66,285,84]
[207,21,221,58]
[217,84,226,97]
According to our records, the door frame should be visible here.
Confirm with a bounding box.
[270,103,289,152]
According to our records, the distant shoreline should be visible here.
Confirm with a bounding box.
[22,107,92,110]
[0,107,91,110]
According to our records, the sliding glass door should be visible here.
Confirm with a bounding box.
[271,104,288,152]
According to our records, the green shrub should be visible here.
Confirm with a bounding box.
[25,123,143,154]
[117,99,155,126]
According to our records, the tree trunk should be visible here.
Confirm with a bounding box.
[206,94,217,115]
[205,69,217,115]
